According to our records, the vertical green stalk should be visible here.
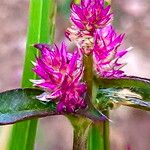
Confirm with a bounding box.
[103,111,110,150]
[71,0,93,149]
[81,2,110,150]
[88,124,104,150]
[84,53,109,150]
[73,131,87,150]
[83,55,93,98]
[73,0,110,149]
[71,1,106,150]
[72,55,94,150]
[88,111,110,150]
[8,0,56,150]
[101,1,111,149]
[87,75,110,149]
[72,117,91,150]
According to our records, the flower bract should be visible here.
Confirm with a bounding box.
[31,43,87,113]
[93,25,129,78]
[70,0,112,32]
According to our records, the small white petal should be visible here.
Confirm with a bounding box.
[31,61,37,66]
[36,92,50,102]
[29,79,44,84]
[126,46,133,51]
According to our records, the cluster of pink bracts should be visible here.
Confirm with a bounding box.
[31,0,129,112]
[31,43,87,112]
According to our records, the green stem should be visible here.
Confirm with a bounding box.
[71,117,91,150]
[71,0,93,149]
[72,1,110,150]
[89,1,111,149]
[103,111,110,150]
[88,119,110,150]
[87,1,110,148]
[88,123,104,150]
[83,55,93,98]
[84,54,105,150]
[73,126,89,150]
[8,1,56,150]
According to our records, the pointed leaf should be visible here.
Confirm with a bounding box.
[94,76,150,111]
[0,88,57,125]
[76,105,107,122]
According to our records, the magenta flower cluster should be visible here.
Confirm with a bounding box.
[70,0,112,33]
[31,43,87,112]
[93,26,128,77]
[31,0,129,112]
[67,0,130,77]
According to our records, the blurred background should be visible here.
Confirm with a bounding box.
[0,0,150,149]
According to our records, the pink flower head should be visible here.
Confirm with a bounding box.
[66,26,94,55]
[70,0,113,32]
[31,42,87,113]
[93,25,130,78]
[66,0,113,55]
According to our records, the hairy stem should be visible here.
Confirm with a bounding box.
[71,116,91,150]
[73,126,89,150]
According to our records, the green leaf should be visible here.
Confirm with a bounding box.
[8,1,56,150]
[0,87,107,126]
[76,105,107,122]
[94,76,150,111]
[0,88,57,125]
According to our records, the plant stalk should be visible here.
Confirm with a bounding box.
[70,1,92,150]
[73,126,89,150]
[83,55,93,98]
[71,0,110,150]
[72,55,93,150]
[71,116,91,150]
[103,111,110,150]
[8,1,56,150]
